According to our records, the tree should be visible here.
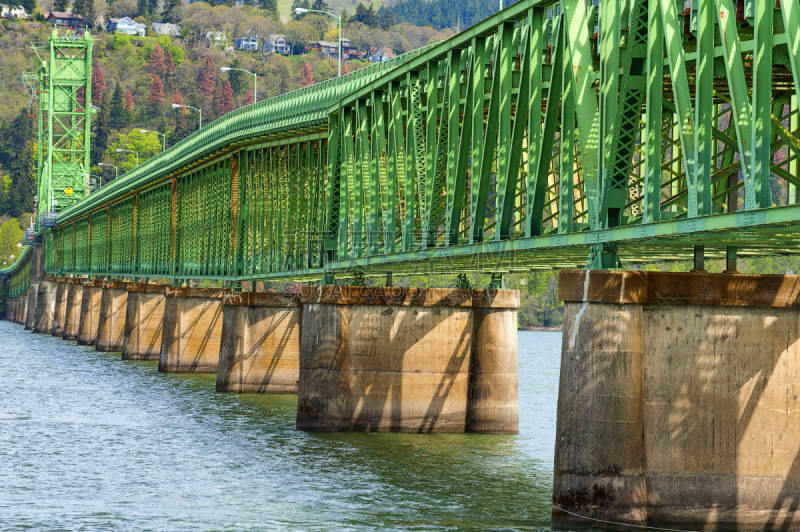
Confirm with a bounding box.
[214,78,234,116]
[91,59,107,104]
[0,218,24,266]
[227,58,246,94]
[299,61,313,87]
[243,88,254,106]
[53,0,69,11]
[353,2,377,27]
[111,0,137,18]
[106,130,163,174]
[172,89,192,141]
[91,93,111,165]
[258,0,277,14]
[198,56,216,99]
[149,44,166,78]
[109,84,126,130]
[164,48,175,80]
[290,0,310,20]
[147,75,165,116]
[162,0,183,23]
[310,0,329,10]
[137,0,147,18]
[376,6,394,30]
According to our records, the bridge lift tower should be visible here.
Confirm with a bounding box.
[25,30,93,239]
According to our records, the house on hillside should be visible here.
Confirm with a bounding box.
[152,21,180,36]
[367,47,395,63]
[46,11,86,31]
[1,5,30,19]
[264,34,290,55]
[106,17,146,36]
[205,30,227,47]
[306,38,361,61]
[233,34,259,52]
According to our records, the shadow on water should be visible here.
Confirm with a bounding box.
[1,323,561,531]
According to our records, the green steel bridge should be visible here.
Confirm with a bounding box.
[5,0,800,299]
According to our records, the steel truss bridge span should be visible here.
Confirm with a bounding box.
[4,0,800,285]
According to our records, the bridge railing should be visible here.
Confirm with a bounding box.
[0,245,33,298]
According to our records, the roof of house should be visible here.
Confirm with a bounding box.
[152,21,180,30]
[267,34,286,45]
[109,17,135,24]
[47,11,84,19]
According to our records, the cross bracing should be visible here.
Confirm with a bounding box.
[5,0,800,285]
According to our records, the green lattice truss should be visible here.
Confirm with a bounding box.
[29,30,93,226]
[6,0,800,287]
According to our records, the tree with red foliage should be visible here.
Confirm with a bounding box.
[299,61,313,87]
[91,59,107,104]
[149,45,166,78]
[164,50,175,78]
[213,79,234,117]
[341,62,350,75]
[243,88,254,106]
[124,88,135,114]
[198,56,216,100]
[147,75,165,116]
[172,88,190,138]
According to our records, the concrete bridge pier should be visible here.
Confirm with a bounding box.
[159,287,225,373]
[122,283,166,360]
[77,279,104,346]
[52,278,69,336]
[553,269,800,531]
[216,292,301,394]
[296,286,519,433]
[63,278,84,340]
[33,277,58,333]
[16,293,27,325]
[24,282,39,330]
[95,281,130,352]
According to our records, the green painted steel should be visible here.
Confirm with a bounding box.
[30,30,94,224]
[6,0,800,291]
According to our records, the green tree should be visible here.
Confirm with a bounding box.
[53,0,69,11]
[0,218,24,267]
[227,58,246,94]
[91,93,111,166]
[162,0,183,23]
[109,84,126,130]
[106,129,163,174]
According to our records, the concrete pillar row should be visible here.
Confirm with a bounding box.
[553,269,800,531]
[96,281,130,352]
[122,283,167,360]
[25,281,39,330]
[33,277,58,333]
[295,285,520,434]
[216,292,302,394]
[159,286,226,373]
[51,278,69,336]
[77,279,104,346]
[62,278,84,340]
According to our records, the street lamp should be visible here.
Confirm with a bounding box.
[172,103,202,129]
[88,174,103,190]
[99,162,118,181]
[116,148,139,169]
[140,129,166,151]
[295,7,342,77]
[221,67,258,103]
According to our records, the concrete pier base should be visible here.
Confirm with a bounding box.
[17,293,27,325]
[24,281,39,330]
[63,278,84,340]
[52,278,69,336]
[122,283,166,360]
[96,281,130,352]
[296,286,519,433]
[77,279,103,346]
[33,279,58,333]
[553,270,800,531]
[159,287,224,373]
[216,292,301,394]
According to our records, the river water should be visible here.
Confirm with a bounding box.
[0,321,562,531]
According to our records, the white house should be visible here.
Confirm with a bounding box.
[205,30,227,47]
[264,34,290,55]
[1,4,30,18]
[107,17,146,36]
[152,21,180,36]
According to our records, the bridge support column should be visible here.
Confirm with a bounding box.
[96,281,130,352]
[159,287,225,373]
[296,286,519,433]
[16,294,26,325]
[77,279,104,346]
[63,278,84,340]
[216,292,301,394]
[33,278,58,333]
[52,278,68,336]
[554,269,800,530]
[122,283,166,360]
[25,282,39,330]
